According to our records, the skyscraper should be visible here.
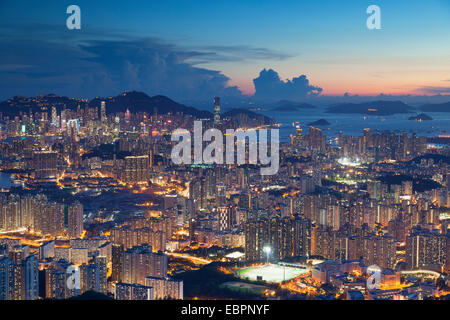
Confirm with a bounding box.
[0,257,13,300]
[100,101,107,123]
[112,243,124,283]
[51,106,57,126]
[44,266,71,299]
[79,256,107,295]
[293,124,303,146]
[115,282,153,300]
[145,276,183,300]
[33,151,58,180]
[23,255,39,300]
[122,245,167,285]
[406,227,449,270]
[68,201,84,239]
[124,156,149,184]
[214,97,221,126]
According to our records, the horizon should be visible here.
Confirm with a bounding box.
[2,89,450,109]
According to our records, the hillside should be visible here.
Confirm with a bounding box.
[89,91,213,118]
[222,108,275,125]
[0,91,213,118]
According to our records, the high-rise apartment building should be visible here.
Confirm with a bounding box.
[33,151,58,179]
[115,282,153,300]
[124,156,149,184]
[112,243,124,283]
[245,216,312,262]
[79,256,108,295]
[68,201,84,238]
[144,276,183,300]
[122,245,167,285]
[406,227,449,270]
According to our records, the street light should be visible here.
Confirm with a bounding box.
[263,246,271,264]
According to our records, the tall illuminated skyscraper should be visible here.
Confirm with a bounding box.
[214,97,221,126]
[51,106,57,126]
[100,101,107,123]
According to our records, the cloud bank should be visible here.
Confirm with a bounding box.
[252,68,322,101]
[0,23,327,104]
[415,86,450,95]
[0,25,249,101]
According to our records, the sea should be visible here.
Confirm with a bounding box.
[258,109,450,143]
[0,172,20,189]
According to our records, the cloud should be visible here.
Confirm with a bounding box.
[78,37,245,100]
[415,86,450,94]
[252,68,322,101]
[187,45,292,64]
[0,24,252,101]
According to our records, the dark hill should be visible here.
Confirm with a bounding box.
[377,174,442,193]
[222,108,274,125]
[89,91,212,118]
[308,119,330,126]
[409,154,450,165]
[326,100,412,115]
[0,91,213,119]
[68,290,113,300]
[0,94,85,116]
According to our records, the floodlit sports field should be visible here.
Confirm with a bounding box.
[237,264,309,283]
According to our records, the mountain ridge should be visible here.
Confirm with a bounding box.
[0,91,212,118]
[0,91,275,124]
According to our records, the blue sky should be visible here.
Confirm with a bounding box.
[0,0,449,101]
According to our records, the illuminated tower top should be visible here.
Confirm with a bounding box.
[293,124,303,146]
[295,125,302,137]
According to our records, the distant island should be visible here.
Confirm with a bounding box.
[326,100,412,115]
[408,113,433,121]
[271,101,316,112]
[419,102,450,112]
[272,105,300,112]
[308,119,330,126]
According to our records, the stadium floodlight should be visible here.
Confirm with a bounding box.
[263,246,271,263]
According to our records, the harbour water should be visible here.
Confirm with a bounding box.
[260,109,450,142]
[0,172,20,189]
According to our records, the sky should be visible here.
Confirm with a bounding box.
[0,0,449,102]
